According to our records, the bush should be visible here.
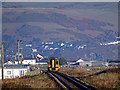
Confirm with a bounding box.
[59,58,67,65]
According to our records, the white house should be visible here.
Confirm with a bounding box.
[15,60,18,64]
[67,59,93,67]
[22,58,36,65]
[36,61,47,65]
[14,60,23,65]
[4,60,14,65]
[36,54,44,60]
[77,59,93,67]
[76,59,84,63]
[0,65,30,79]
[67,61,77,65]
[36,58,48,65]
[79,61,92,67]
[67,59,84,66]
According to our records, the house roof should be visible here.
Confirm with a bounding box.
[23,59,36,61]
[70,62,79,65]
[109,61,120,63]
[23,57,35,60]
[76,59,84,62]
[4,60,14,63]
[4,65,29,69]
[36,58,48,62]
[36,61,48,63]
[67,61,76,63]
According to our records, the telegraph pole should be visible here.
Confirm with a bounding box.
[17,40,20,64]
[20,48,23,64]
[17,40,22,64]
[2,42,4,80]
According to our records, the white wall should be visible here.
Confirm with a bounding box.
[4,61,14,65]
[79,62,92,66]
[36,62,47,65]
[0,68,29,79]
[22,59,36,65]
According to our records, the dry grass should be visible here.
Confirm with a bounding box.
[85,72,120,88]
[2,74,57,88]
[2,67,120,89]
[59,68,89,77]
[59,67,120,89]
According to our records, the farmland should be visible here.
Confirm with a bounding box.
[1,67,120,89]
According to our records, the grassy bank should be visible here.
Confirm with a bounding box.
[2,74,57,88]
[59,67,120,89]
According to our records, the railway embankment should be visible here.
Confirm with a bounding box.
[59,67,120,89]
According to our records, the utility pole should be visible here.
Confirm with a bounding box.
[17,40,22,64]
[20,48,23,64]
[2,42,4,80]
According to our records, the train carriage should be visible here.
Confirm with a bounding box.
[48,57,59,72]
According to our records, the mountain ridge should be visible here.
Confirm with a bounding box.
[2,2,118,60]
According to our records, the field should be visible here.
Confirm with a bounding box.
[2,67,120,89]
[2,73,57,88]
[59,67,120,89]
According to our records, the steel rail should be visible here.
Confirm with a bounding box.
[55,72,95,90]
[46,71,96,90]
[46,71,73,89]
[51,72,74,90]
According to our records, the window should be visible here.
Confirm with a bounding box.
[7,71,11,75]
[56,61,58,64]
[20,70,24,76]
[5,76,7,79]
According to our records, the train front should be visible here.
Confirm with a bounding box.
[48,57,59,72]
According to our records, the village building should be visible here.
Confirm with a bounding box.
[67,60,77,65]
[79,61,92,67]
[108,60,120,67]
[0,65,30,79]
[36,58,48,65]
[4,60,14,65]
[67,59,93,67]
[22,57,36,65]
[36,61,47,65]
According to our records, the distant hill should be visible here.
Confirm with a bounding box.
[2,2,118,60]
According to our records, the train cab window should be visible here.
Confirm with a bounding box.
[48,61,50,64]
[56,61,58,64]
[50,60,52,65]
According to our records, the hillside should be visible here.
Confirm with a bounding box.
[2,2,118,60]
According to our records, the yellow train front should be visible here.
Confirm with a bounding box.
[48,57,59,72]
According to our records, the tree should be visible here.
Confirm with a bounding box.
[59,58,67,65]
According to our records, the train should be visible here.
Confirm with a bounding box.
[48,57,59,72]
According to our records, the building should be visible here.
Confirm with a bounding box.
[108,60,120,67]
[67,59,93,67]
[36,54,44,60]
[67,61,77,65]
[22,58,36,65]
[36,58,48,65]
[77,59,93,67]
[36,61,47,65]
[15,60,19,64]
[0,65,30,79]
[4,60,14,65]
[79,61,92,67]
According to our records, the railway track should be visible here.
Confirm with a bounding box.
[46,71,96,90]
